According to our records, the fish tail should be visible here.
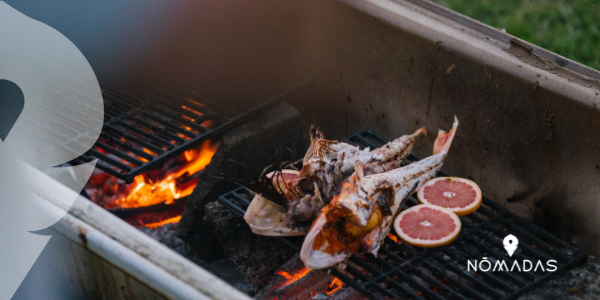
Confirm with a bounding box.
[433,116,458,155]
[303,125,321,163]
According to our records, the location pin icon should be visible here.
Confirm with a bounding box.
[503,234,519,257]
[0,80,24,142]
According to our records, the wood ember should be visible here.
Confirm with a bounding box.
[204,201,295,289]
[140,222,257,295]
[256,254,366,300]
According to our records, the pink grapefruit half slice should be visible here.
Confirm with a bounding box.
[268,169,300,195]
[417,177,482,216]
[393,204,461,248]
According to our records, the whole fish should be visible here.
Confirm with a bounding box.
[301,117,458,269]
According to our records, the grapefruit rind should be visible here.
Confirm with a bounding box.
[417,177,482,216]
[267,169,300,193]
[393,204,461,248]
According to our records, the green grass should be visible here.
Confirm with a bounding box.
[432,0,600,70]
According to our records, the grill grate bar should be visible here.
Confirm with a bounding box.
[218,192,249,217]
[462,234,534,285]
[429,251,505,299]
[75,76,313,183]
[496,219,570,262]
[372,252,450,300]
[419,258,488,300]
[328,268,380,300]
[217,129,585,299]
[442,246,517,293]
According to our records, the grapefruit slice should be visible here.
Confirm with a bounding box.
[393,204,461,248]
[417,177,482,216]
[268,169,300,194]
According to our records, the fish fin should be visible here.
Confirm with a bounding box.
[414,126,427,138]
[303,126,323,164]
[433,116,459,155]
[355,161,365,181]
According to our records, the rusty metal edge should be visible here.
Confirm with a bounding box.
[338,0,600,106]
[51,207,212,300]
[399,0,600,82]
[26,161,251,300]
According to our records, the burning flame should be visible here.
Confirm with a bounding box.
[326,278,343,295]
[115,140,218,208]
[277,267,312,286]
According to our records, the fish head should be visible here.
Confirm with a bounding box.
[300,210,352,269]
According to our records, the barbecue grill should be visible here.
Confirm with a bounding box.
[24,0,600,298]
[218,130,586,300]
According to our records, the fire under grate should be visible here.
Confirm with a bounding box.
[76,77,313,183]
[218,129,586,300]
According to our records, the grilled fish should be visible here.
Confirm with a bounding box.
[300,117,458,269]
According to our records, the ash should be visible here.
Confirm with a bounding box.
[139,222,257,295]
[520,255,600,300]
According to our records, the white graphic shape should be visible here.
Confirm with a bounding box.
[0,2,103,299]
[503,234,519,257]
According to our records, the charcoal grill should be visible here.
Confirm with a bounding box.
[218,130,586,300]
[75,77,313,183]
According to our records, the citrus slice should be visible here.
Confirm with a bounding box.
[267,169,300,194]
[393,204,461,248]
[417,177,482,216]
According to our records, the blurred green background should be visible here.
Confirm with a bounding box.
[432,0,600,70]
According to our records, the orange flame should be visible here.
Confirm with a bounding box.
[115,140,218,208]
[277,267,311,286]
[326,278,343,295]
[388,233,402,244]
[176,141,217,177]
[144,216,182,229]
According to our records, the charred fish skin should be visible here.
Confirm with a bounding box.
[299,127,426,200]
[300,117,458,270]
[366,127,427,175]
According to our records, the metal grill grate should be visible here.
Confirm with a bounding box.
[218,129,585,300]
[76,77,313,183]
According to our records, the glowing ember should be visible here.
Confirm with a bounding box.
[277,267,312,286]
[388,233,402,244]
[144,216,182,229]
[326,278,343,295]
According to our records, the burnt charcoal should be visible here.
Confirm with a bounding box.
[518,255,600,300]
[176,102,306,261]
[204,201,295,289]
[273,270,332,299]
[328,288,366,300]
[255,253,306,299]
[201,258,257,295]
[140,223,257,295]
[139,223,205,266]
